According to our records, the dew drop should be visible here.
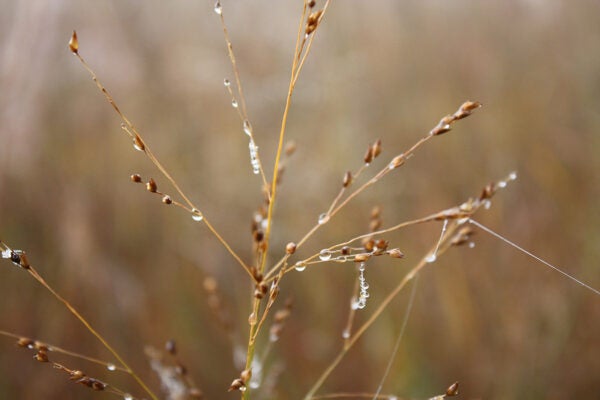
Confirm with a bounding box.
[249,381,260,389]
[319,249,332,261]
[213,1,222,15]
[123,394,133,400]
[425,254,437,263]
[508,171,518,181]
[469,242,476,248]
[239,386,247,392]
[106,363,116,371]
[294,262,307,272]
[484,199,492,210]
[248,312,257,326]
[191,208,203,222]
[132,141,144,152]
[231,99,238,108]
[317,213,330,225]
[342,329,350,339]
[223,78,231,87]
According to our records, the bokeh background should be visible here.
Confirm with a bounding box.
[1,1,599,399]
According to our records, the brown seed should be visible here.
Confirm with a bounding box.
[69,30,79,54]
[342,171,353,188]
[308,0,316,8]
[130,174,142,183]
[372,139,382,158]
[17,337,34,348]
[389,154,405,169]
[162,195,172,205]
[228,378,245,392]
[341,246,351,255]
[18,253,30,269]
[388,248,405,258]
[70,370,85,380]
[375,239,388,251]
[446,381,459,396]
[363,145,374,164]
[133,134,145,151]
[285,242,297,254]
[146,178,157,193]
[354,254,370,262]
[34,351,49,363]
[240,369,252,382]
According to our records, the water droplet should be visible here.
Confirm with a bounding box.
[248,312,257,326]
[223,78,230,87]
[1,250,11,259]
[249,381,260,389]
[231,99,238,108]
[123,394,133,400]
[239,386,247,392]
[294,262,307,272]
[319,249,332,261]
[243,119,252,136]
[106,363,116,371]
[342,329,350,339]
[508,171,517,181]
[317,213,330,225]
[191,208,203,222]
[132,141,144,152]
[484,199,492,209]
[469,242,476,248]
[457,217,469,225]
[213,1,222,15]
[425,253,437,263]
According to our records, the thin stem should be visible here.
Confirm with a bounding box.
[73,51,254,281]
[27,266,158,400]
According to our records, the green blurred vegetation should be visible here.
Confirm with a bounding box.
[0,1,598,399]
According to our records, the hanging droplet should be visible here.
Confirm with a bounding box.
[294,262,307,272]
[319,249,332,261]
[191,208,203,222]
[231,99,238,108]
[213,1,222,15]
[224,78,231,87]
[508,171,517,181]
[106,363,116,371]
[484,199,492,209]
[342,329,350,339]
[425,253,437,263]
[317,213,330,225]
[468,242,476,248]
[123,394,133,400]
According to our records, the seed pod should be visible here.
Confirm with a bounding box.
[342,171,353,188]
[69,31,79,54]
[146,178,157,193]
[162,195,172,205]
[285,242,297,254]
[130,174,142,183]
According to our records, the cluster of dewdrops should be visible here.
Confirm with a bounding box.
[352,263,369,310]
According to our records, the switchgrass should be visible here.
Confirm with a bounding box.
[1,2,599,400]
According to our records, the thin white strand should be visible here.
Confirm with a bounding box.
[468,219,600,296]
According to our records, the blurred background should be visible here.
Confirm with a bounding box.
[1,1,599,399]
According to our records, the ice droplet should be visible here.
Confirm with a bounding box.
[106,363,116,371]
[213,1,222,15]
[191,208,203,222]
[319,249,332,261]
[317,213,330,225]
[294,262,307,272]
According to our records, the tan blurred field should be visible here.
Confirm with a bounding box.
[0,1,599,399]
